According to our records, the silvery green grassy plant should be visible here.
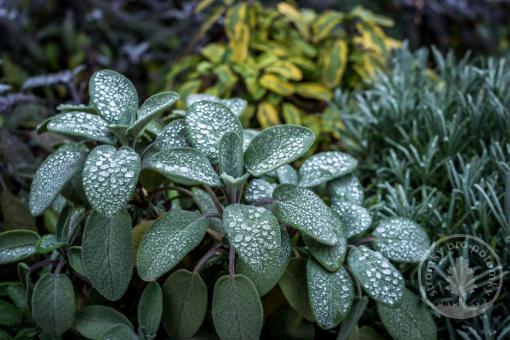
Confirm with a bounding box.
[0,70,435,339]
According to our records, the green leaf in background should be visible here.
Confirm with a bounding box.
[162,269,208,340]
[219,132,244,178]
[83,145,140,216]
[138,282,163,339]
[56,206,85,243]
[347,246,404,306]
[0,300,22,326]
[82,210,133,301]
[129,91,179,136]
[152,119,189,152]
[0,230,39,264]
[74,305,133,339]
[373,217,430,263]
[307,259,353,329]
[68,246,85,275]
[7,283,28,313]
[244,125,315,176]
[47,112,116,144]
[89,69,138,125]
[186,100,243,162]
[212,275,263,340]
[35,234,65,254]
[377,289,437,340]
[272,184,339,245]
[298,152,357,187]
[276,164,299,185]
[31,273,75,336]
[0,187,36,231]
[137,210,208,281]
[278,258,314,321]
[29,146,86,216]
[97,324,139,340]
[144,147,220,187]
[331,202,372,238]
[244,179,277,203]
[303,228,347,272]
[328,174,364,206]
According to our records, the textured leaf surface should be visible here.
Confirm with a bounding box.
[137,210,208,281]
[373,217,430,263]
[48,112,116,143]
[82,210,133,301]
[89,70,138,125]
[145,147,220,186]
[242,129,259,151]
[303,229,347,272]
[244,125,315,176]
[377,289,437,340]
[186,101,243,162]
[138,282,162,337]
[244,179,277,203]
[348,246,404,306]
[279,258,314,321]
[32,273,75,336]
[83,145,140,216]
[307,259,353,329]
[74,305,133,339]
[212,275,263,340]
[0,300,22,326]
[152,119,188,152]
[98,324,139,340]
[35,234,65,254]
[186,94,247,117]
[276,164,299,185]
[328,174,364,206]
[332,202,372,238]
[298,152,357,187]
[138,91,179,121]
[29,146,86,216]
[272,184,339,245]
[219,132,244,178]
[162,269,207,340]
[0,230,39,264]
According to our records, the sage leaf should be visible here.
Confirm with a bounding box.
[244,125,315,176]
[130,91,179,136]
[74,305,133,339]
[272,184,339,245]
[98,324,139,340]
[47,112,116,144]
[32,273,75,336]
[0,230,39,264]
[83,145,140,216]
[68,246,85,275]
[331,202,372,238]
[82,210,133,301]
[212,275,263,340]
[373,217,430,263]
[303,227,347,272]
[244,179,277,203]
[144,147,220,187]
[307,259,354,329]
[186,94,247,117]
[89,69,138,125]
[219,132,244,178]
[0,300,22,326]
[377,289,437,340]
[35,234,65,254]
[162,269,207,340]
[242,129,259,151]
[137,210,208,281]
[328,174,364,206]
[29,146,86,216]
[278,258,314,321]
[192,187,223,232]
[137,282,162,338]
[347,246,404,306]
[298,152,357,187]
[276,164,299,185]
[152,119,188,152]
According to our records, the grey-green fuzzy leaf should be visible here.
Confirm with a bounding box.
[303,226,347,272]
[219,132,244,178]
[276,164,299,185]
[331,202,372,238]
[328,174,364,206]
[0,300,22,326]
[152,119,189,152]
[278,258,314,321]
[48,112,116,143]
[186,94,247,117]
[138,282,163,337]
[299,152,357,187]
[0,230,39,265]
[98,324,139,340]
[244,178,277,203]
[129,91,179,136]
[74,305,133,339]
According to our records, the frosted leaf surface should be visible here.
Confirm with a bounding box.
[186,101,243,162]
[331,202,372,238]
[219,132,244,178]
[29,146,86,216]
[244,179,277,203]
[276,164,298,185]
[82,145,140,216]
[186,94,218,107]
[328,174,364,206]
[56,103,96,113]
[137,210,208,281]
[272,184,339,246]
[89,70,138,125]
[298,152,357,187]
[348,246,404,306]
[145,147,220,186]
[242,129,259,151]
[129,91,179,135]
[47,112,116,144]
[307,259,353,329]
[223,204,280,272]
[0,230,39,264]
[192,187,223,232]
[186,94,247,117]
[152,119,188,152]
[373,217,430,263]
[244,125,315,176]
[303,220,347,272]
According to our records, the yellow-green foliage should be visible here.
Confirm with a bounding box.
[167,1,399,142]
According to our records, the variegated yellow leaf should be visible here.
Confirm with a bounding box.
[277,2,309,40]
[256,102,281,128]
[295,83,331,101]
[321,39,348,88]
[259,74,295,96]
[202,43,227,64]
[230,23,250,62]
[282,103,302,125]
[225,3,248,39]
[312,11,343,43]
[266,61,303,81]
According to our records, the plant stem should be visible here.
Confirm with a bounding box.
[193,245,226,273]
[253,198,273,206]
[351,235,375,246]
[202,212,222,219]
[28,259,60,275]
[54,260,65,275]
[148,185,194,201]
[229,246,236,279]
[204,185,224,213]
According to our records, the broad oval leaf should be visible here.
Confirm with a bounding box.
[373,217,430,263]
[298,152,357,187]
[347,246,404,306]
[307,259,354,329]
[377,289,437,340]
[242,129,259,151]
[82,210,133,301]
[32,273,75,336]
[186,101,243,162]
[74,305,133,339]
[35,234,65,254]
[89,69,138,125]
[0,300,22,326]
[244,178,277,203]
[29,146,86,216]
[331,202,372,238]
[47,112,116,144]
[272,184,339,245]
[144,147,220,187]
[328,174,364,206]
[0,230,39,264]
[276,164,299,185]
[137,210,208,281]
[98,324,139,340]
[212,275,263,340]
[219,132,244,178]
[129,91,179,136]
[152,119,188,152]
[244,125,315,176]
[138,282,163,338]
[278,258,314,321]
[162,269,208,340]
[186,94,247,117]
[303,226,347,272]
[83,145,140,216]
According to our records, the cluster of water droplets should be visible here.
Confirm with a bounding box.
[242,129,259,151]
[244,179,277,203]
[328,174,364,206]
[303,233,347,272]
[137,91,179,120]
[186,94,246,117]
[47,112,115,143]
[275,164,299,185]
[331,202,372,238]
[298,152,357,187]
[152,120,189,152]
